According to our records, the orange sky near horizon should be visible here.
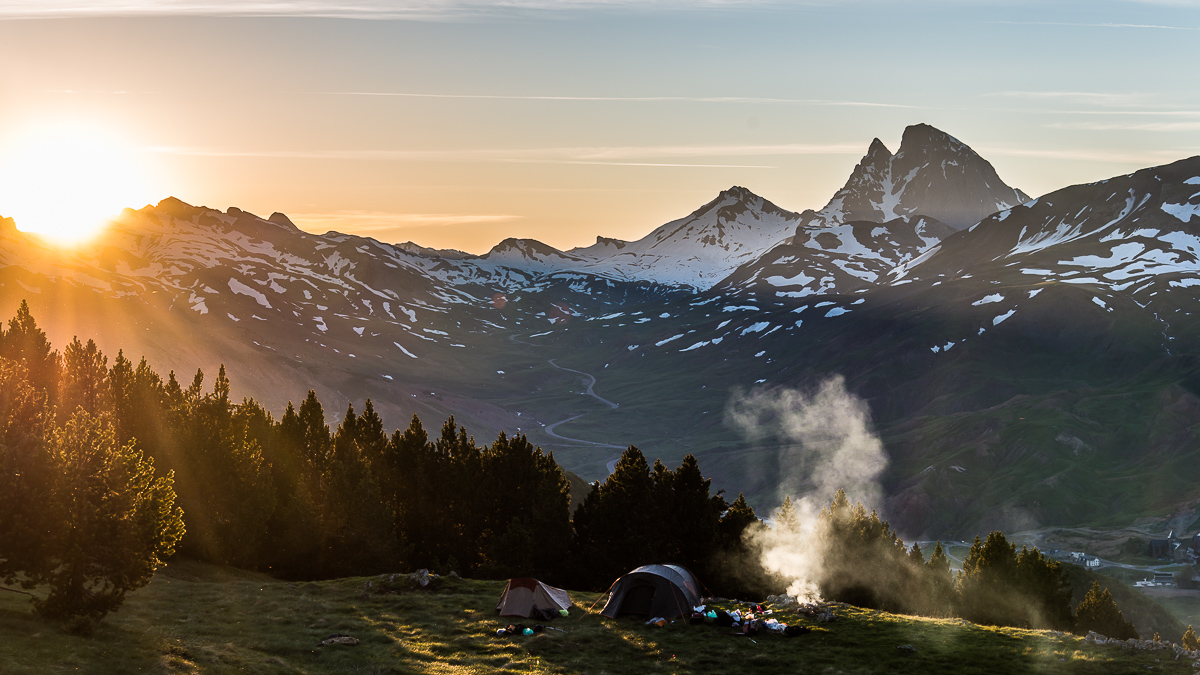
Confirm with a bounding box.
[1,4,1198,254]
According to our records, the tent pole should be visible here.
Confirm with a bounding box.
[582,578,620,620]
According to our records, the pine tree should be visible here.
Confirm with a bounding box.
[1,300,59,394]
[356,399,387,468]
[60,337,110,415]
[185,369,204,406]
[957,532,1072,630]
[924,541,956,617]
[908,542,925,566]
[108,351,134,446]
[1015,545,1073,631]
[332,402,360,465]
[709,492,774,599]
[479,432,571,579]
[31,410,185,623]
[166,374,276,567]
[774,495,800,533]
[297,390,331,472]
[213,364,230,407]
[381,414,429,548]
[816,491,915,611]
[570,446,655,587]
[958,532,1019,626]
[719,493,758,550]
[0,359,55,589]
[1074,581,1137,639]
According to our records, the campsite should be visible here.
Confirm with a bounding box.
[1,558,1194,674]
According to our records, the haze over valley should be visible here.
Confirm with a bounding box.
[4,122,1200,539]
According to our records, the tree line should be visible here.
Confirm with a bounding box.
[795,488,1138,639]
[0,301,1148,642]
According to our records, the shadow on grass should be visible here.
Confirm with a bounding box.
[2,561,1196,674]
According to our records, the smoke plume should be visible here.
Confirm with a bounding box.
[726,375,888,601]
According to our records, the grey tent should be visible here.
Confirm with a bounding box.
[599,564,702,618]
[496,578,573,618]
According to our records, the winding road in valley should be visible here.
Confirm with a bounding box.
[542,359,626,473]
[548,359,619,410]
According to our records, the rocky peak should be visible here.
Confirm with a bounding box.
[0,215,22,242]
[801,124,1028,233]
[268,212,299,231]
[864,137,893,165]
[887,123,1030,229]
[485,238,576,262]
[154,196,206,221]
[593,236,627,249]
[897,123,967,156]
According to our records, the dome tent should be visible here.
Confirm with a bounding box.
[599,564,702,619]
[495,578,573,618]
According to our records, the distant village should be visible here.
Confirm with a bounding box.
[1051,531,1200,589]
[1147,530,1200,563]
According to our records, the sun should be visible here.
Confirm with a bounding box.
[0,121,161,245]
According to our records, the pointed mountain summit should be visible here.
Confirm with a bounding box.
[567,185,801,290]
[483,238,583,267]
[807,123,1029,231]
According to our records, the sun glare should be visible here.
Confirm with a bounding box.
[0,121,160,245]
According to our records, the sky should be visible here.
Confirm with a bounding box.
[1,0,1198,253]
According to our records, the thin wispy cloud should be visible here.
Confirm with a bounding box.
[571,142,862,159]
[984,91,1163,108]
[978,145,1190,165]
[501,160,775,168]
[993,20,1200,31]
[1045,121,1200,132]
[1050,109,1200,117]
[43,88,156,95]
[323,91,925,109]
[0,0,803,20]
[290,210,521,231]
[146,142,861,165]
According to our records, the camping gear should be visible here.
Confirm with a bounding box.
[496,578,573,618]
[599,564,703,619]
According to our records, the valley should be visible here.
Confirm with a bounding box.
[2,123,1199,543]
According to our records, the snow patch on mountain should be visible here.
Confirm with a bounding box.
[1162,202,1200,223]
[993,309,1016,325]
[228,278,272,309]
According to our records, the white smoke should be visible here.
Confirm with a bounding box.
[726,375,888,601]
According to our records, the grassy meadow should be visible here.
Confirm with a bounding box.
[2,560,1196,674]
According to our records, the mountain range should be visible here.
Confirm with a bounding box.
[3,123,1199,538]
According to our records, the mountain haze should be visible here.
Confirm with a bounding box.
[3,124,1199,538]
